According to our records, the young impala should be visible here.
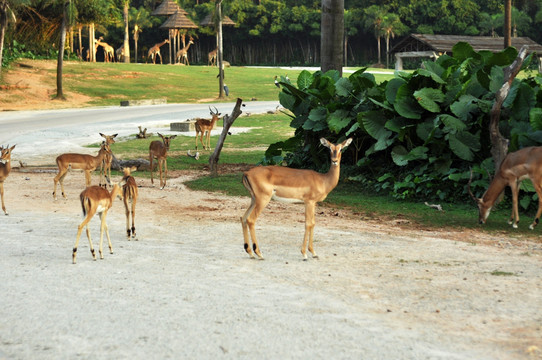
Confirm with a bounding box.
[0,144,16,215]
[241,138,352,260]
[73,179,126,264]
[149,133,176,189]
[469,146,542,229]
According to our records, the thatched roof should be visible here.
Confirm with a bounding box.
[160,11,198,29]
[199,13,236,27]
[151,0,186,16]
[392,34,542,55]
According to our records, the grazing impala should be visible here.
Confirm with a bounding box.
[0,144,16,215]
[241,138,352,260]
[195,106,221,151]
[468,146,542,229]
[53,143,111,200]
[122,167,138,240]
[99,133,118,188]
[73,179,126,264]
[149,133,176,189]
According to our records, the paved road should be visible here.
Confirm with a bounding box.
[0,101,279,164]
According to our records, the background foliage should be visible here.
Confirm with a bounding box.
[269,42,542,211]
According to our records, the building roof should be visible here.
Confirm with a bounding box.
[200,13,236,27]
[160,11,198,29]
[151,0,186,16]
[391,34,542,55]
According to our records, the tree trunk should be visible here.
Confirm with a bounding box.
[209,98,244,176]
[217,0,225,98]
[0,3,8,76]
[123,1,130,63]
[320,0,344,76]
[489,45,528,171]
[56,1,67,100]
[504,0,512,48]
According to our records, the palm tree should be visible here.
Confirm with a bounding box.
[121,0,129,63]
[56,0,71,100]
[363,5,386,66]
[321,0,344,75]
[129,6,151,63]
[381,13,406,69]
[0,0,28,76]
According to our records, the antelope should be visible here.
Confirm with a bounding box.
[73,179,126,264]
[468,146,542,229]
[195,106,221,151]
[122,167,138,240]
[53,143,112,200]
[208,47,218,66]
[241,138,352,260]
[0,144,16,215]
[99,133,118,188]
[149,133,177,189]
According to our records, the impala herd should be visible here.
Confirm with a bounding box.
[2,124,542,263]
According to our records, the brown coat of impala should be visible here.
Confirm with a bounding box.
[0,144,16,215]
[73,180,126,264]
[99,133,117,188]
[469,146,542,229]
[195,106,221,151]
[122,167,138,240]
[53,143,112,200]
[241,137,352,260]
[149,133,176,189]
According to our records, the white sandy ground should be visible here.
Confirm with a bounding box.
[0,168,541,359]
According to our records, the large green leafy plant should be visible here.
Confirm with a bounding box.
[269,42,542,205]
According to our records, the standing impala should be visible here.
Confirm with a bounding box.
[122,167,138,240]
[99,133,117,188]
[53,143,111,200]
[73,179,126,264]
[0,144,16,215]
[149,133,176,189]
[195,106,221,151]
[241,137,352,260]
[468,146,542,229]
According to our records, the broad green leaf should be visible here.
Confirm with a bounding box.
[448,131,480,161]
[452,42,478,62]
[302,107,327,131]
[335,77,353,97]
[385,78,405,105]
[297,70,314,90]
[417,69,446,84]
[327,109,352,133]
[369,97,394,111]
[489,66,504,93]
[393,84,423,119]
[391,145,408,166]
[529,108,542,131]
[413,88,445,113]
[278,92,295,111]
[439,114,466,133]
[450,95,478,121]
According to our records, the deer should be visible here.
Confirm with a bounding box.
[149,133,177,189]
[122,167,138,240]
[194,106,221,151]
[0,144,16,215]
[468,146,542,229]
[53,143,112,200]
[99,133,118,188]
[72,179,126,264]
[241,138,352,260]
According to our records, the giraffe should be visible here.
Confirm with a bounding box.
[208,47,218,66]
[147,39,169,64]
[95,38,115,63]
[176,37,194,66]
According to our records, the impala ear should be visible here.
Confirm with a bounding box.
[100,133,105,138]
[112,134,118,138]
[342,138,353,148]
[320,138,331,148]
[9,144,16,151]
[170,135,177,139]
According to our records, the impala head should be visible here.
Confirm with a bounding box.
[467,168,492,224]
[320,138,352,166]
[1,144,15,161]
[100,133,118,145]
[158,133,177,150]
[209,106,221,117]
[99,142,112,155]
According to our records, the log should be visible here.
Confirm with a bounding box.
[111,154,153,171]
[209,98,243,176]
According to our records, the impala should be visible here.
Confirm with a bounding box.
[468,146,542,229]
[99,133,117,188]
[149,133,176,189]
[241,137,352,260]
[73,179,126,264]
[195,106,221,151]
[53,143,112,200]
[122,167,138,240]
[0,144,16,215]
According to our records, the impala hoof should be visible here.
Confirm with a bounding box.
[513,223,518,229]
[529,224,535,230]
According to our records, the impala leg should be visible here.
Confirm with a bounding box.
[131,199,137,239]
[163,159,168,189]
[529,183,542,230]
[53,169,67,200]
[0,182,7,215]
[124,198,131,239]
[206,132,211,150]
[85,170,92,187]
[74,214,95,263]
[241,198,257,258]
[302,202,317,260]
[510,182,520,228]
[149,155,154,186]
[59,172,69,199]
[157,159,163,189]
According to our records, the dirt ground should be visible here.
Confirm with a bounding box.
[1,60,542,359]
